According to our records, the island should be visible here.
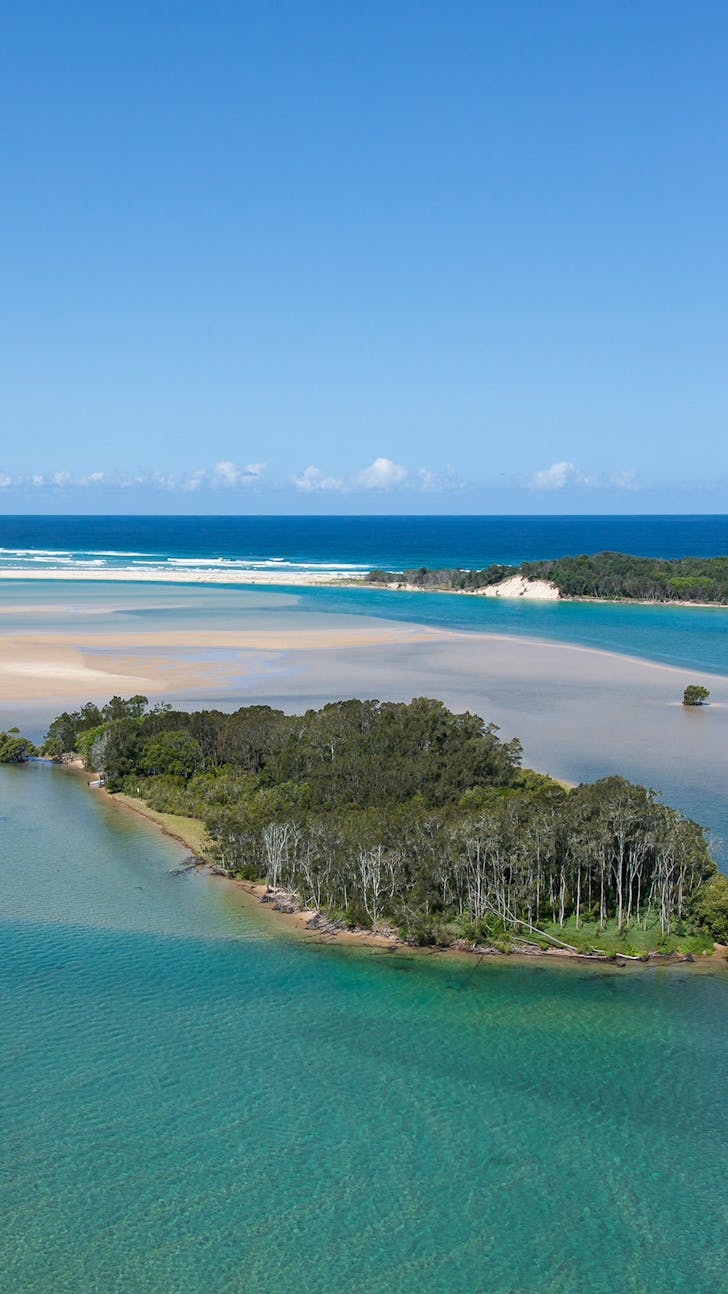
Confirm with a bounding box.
[36,693,728,960]
[365,551,728,603]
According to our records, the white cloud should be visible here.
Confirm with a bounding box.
[0,456,466,496]
[213,460,238,486]
[528,461,641,492]
[178,469,206,492]
[292,465,346,492]
[291,457,464,494]
[528,460,578,491]
[356,457,408,490]
[211,460,265,488]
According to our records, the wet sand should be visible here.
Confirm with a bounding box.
[0,622,452,701]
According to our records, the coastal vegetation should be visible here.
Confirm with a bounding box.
[39,695,728,956]
[0,729,37,763]
[683,684,710,706]
[367,551,728,603]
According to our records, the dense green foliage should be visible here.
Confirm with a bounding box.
[683,684,710,706]
[0,729,37,763]
[41,696,148,759]
[367,552,728,603]
[43,695,726,951]
[689,873,728,943]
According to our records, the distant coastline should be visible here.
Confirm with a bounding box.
[355,575,728,610]
[1,551,727,606]
[362,552,728,606]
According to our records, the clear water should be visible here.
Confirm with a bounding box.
[2,762,727,1294]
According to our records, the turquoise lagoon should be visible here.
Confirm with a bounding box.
[2,762,728,1294]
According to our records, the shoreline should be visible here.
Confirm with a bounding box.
[0,567,356,586]
[0,565,726,608]
[96,782,726,970]
[353,578,728,611]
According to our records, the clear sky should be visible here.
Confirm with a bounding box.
[2,1,727,514]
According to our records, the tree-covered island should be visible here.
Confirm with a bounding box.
[366,551,728,603]
[37,694,728,959]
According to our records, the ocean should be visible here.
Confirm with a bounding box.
[1,512,727,578]
[2,761,727,1294]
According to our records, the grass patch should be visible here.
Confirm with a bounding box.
[112,794,209,856]
[536,915,714,957]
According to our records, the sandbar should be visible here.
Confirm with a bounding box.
[0,566,354,586]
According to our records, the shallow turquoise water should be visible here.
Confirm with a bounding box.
[304,584,728,676]
[2,763,727,1293]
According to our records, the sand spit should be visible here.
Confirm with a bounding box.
[0,567,355,586]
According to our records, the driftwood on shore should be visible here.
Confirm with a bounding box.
[169,853,208,875]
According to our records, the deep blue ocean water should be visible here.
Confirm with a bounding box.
[1,513,727,576]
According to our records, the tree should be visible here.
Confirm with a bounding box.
[141,730,203,778]
[0,731,37,763]
[683,685,710,707]
[689,872,728,942]
[103,695,148,721]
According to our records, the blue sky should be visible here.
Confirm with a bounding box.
[1,1,727,514]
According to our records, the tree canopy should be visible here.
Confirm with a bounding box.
[0,731,37,763]
[683,685,710,707]
[41,694,726,951]
[367,552,728,604]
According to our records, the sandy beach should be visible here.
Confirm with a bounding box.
[0,566,356,586]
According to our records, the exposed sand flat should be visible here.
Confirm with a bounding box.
[0,567,356,586]
[0,623,453,702]
[0,638,233,700]
[0,617,723,719]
